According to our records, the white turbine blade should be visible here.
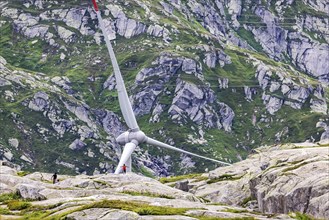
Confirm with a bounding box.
[92,0,139,130]
[126,156,132,173]
[146,137,231,166]
[114,142,137,174]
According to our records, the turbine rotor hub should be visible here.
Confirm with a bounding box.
[116,130,147,145]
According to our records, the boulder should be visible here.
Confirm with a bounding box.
[28,91,49,112]
[8,138,19,149]
[57,26,76,43]
[203,52,217,68]
[147,24,166,37]
[69,139,86,151]
[218,78,229,89]
[182,58,198,74]
[51,76,72,92]
[175,180,189,192]
[16,184,46,200]
[265,96,283,115]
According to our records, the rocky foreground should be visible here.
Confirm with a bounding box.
[0,144,328,220]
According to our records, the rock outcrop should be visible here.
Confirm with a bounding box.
[1,144,327,219]
[0,158,298,220]
[0,0,328,180]
[192,144,329,219]
[132,54,235,130]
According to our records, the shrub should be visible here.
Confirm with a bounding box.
[224,208,247,213]
[134,206,187,215]
[122,190,174,199]
[83,200,188,215]
[159,173,202,184]
[0,192,21,203]
[197,217,255,220]
[292,212,315,220]
[240,196,255,207]
[0,207,12,215]
[17,171,30,177]
[7,200,32,210]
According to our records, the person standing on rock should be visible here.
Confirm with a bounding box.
[122,164,127,174]
[51,172,58,184]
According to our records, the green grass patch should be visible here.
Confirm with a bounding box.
[240,196,255,207]
[17,171,31,177]
[46,199,189,219]
[196,216,256,220]
[282,162,309,172]
[236,28,263,52]
[207,174,244,184]
[21,210,53,219]
[159,173,202,184]
[121,190,175,199]
[0,192,22,203]
[283,1,329,18]
[224,208,247,213]
[93,180,111,187]
[7,200,32,210]
[26,202,63,212]
[0,207,13,215]
[139,166,155,178]
[290,212,316,220]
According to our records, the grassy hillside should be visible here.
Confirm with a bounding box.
[0,0,327,175]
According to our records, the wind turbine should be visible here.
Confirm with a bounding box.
[91,0,231,174]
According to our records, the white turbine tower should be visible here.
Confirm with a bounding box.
[91,0,231,174]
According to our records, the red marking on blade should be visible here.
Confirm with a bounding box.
[92,0,99,11]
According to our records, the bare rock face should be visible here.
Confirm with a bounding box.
[94,109,125,137]
[0,161,297,219]
[66,208,140,220]
[193,145,329,219]
[132,54,183,117]
[187,0,227,37]
[252,7,288,59]
[133,54,234,130]
[254,61,327,115]
[250,154,328,217]
[288,34,329,79]
[169,80,222,128]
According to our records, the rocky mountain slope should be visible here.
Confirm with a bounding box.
[0,144,327,219]
[0,0,328,175]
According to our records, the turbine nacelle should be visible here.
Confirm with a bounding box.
[116,130,147,145]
